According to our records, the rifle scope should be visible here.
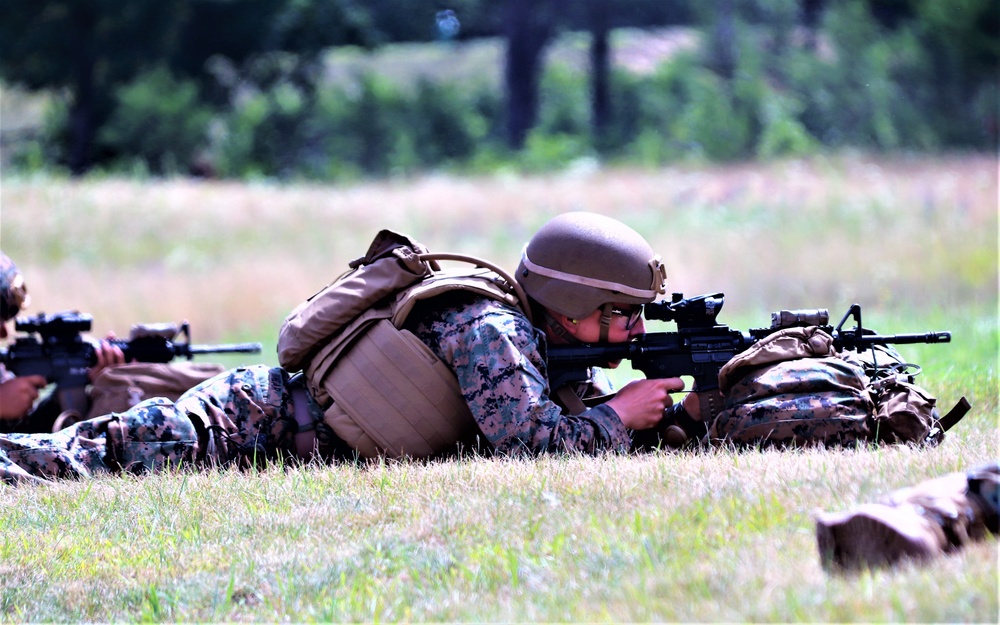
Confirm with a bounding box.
[15,311,93,339]
[644,292,725,329]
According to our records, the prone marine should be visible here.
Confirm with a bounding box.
[0,213,699,483]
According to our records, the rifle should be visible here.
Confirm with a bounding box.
[1,310,263,415]
[547,292,951,411]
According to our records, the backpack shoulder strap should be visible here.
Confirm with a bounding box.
[277,230,433,371]
[391,252,534,327]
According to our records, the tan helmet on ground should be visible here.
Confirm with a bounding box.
[516,212,667,322]
[0,251,29,322]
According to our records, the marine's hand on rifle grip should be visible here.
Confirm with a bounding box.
[0,374,47,420]
[88,332,127,384]
[606,377,686,430]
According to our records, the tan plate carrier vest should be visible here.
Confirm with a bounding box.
[277,230,532,459]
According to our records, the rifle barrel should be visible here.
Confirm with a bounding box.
[851,331,951,345]
[187,342,263,355]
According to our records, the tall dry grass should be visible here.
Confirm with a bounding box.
[2,153,995,363]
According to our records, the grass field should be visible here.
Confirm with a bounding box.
[0,152,997,621]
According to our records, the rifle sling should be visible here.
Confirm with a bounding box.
[554,384,588,416]
[289,380,319,460]
[937,396,971,433]
[695,390,721,428]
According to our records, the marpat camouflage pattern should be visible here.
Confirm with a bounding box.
[408,293,631,454]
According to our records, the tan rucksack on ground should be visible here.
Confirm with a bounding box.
[278,229,532,459]
[816,460,999,570]
[85,361,227,421]
[47,361,227,431]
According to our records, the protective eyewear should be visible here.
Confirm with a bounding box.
[610,304,644,330]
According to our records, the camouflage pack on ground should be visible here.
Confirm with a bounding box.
[707,326,957,447]
[816,460,999,570]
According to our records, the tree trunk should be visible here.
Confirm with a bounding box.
[708,0,737,81]
[503,0,556,150]
[68,7,96,176]
[588,0,611,149]
[800,0,824,52]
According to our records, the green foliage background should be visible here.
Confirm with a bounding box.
[2,0,997,179]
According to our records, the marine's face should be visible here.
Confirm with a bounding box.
[554,302,645,342]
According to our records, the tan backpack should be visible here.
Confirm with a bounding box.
[52,361,227,432]
[278,230,532,459]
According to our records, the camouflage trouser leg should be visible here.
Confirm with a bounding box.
[174,365,297,469]
[0,365,297,485]
[0,400,198,485]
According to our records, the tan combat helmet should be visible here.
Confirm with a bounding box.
[516,212,667,341]
[0,252,29,322]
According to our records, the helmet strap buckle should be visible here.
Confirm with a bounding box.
[598,303,613,343]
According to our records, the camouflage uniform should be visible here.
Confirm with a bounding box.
[408,293,631,455]
[1,251,22,386]
[0,295,638,484]
[0,251,25,323]
[0,365,314,484]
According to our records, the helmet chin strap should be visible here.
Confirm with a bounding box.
[542,305,613,344]
[542,309,582,344]
[598,303,613,343]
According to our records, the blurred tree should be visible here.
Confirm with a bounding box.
[0,1,189,174]
[502,0,567,150]
[0,0,375,175]
[177,0,375,177]
[854,0,998,145]
[363,0,500,42]
[575,0,693,150]
[703,0,739,81]
[176,0,372,93]
[587,0,613,146]
[504,0,694,151]
[800,0,825,51]
[862,0,915,28]
[395,0,695,151]
[910,0,999,145]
